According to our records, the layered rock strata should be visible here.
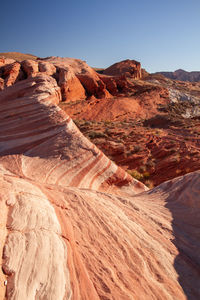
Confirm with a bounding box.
[0,59,199,300]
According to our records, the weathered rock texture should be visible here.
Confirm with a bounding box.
[40,57,113,100]
[103,59,142,79]
[0,57,199,300]
[0,57,145,102]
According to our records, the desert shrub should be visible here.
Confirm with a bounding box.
[143,172,150,179]
[104,128,112,135]
[170,140,176,144]
[88,131,108,139]
[84,121,92,126]
[144,180,154,189]
[125,151,132,157]
[127,170,143,180]
[104,120,111,126]
[154,129,162,136]
[171,154,181,162]
[73,119,81,127]
[175,169,182,174]
[139,165,147,172]
[133,145,142,153]
[146,160,155,168]
[170,148,177,154]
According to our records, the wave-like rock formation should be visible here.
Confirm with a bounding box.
[0,58,200,300]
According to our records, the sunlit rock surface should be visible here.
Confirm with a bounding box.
[0,58,199,300]
[103,59,142,79]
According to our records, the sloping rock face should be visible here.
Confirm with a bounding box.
[0,62,200,300]
[0,52,37,62]
[0,74,142,194]
[103,59,142,79]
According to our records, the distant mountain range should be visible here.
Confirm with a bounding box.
[155,69,200,82]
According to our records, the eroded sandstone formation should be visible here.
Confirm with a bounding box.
[103,59,142,79]
[0,56,145,102]
[0,57,199,300]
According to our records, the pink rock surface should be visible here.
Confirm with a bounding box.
[0,61,199,300]
[21,59,39,77]
[3,62,22,87]
[0,58,15,66]
[38,61,56,75]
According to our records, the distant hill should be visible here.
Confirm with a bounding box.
[155,69,200,82]
[0,52,37,61]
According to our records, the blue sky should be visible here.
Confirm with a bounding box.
[1,0,200,72]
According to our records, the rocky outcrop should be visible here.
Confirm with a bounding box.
[0,58,15,66]
[38,61,57,76]
[58,68,86,101]
[3,62,23,87]
[43,56,113,99]
[146,73,200,118]
[0,61,24,88]
[0,64,200,299]
[99,74,133,95]
[0,57,115,101]
[168,87,200,104]
[21,59,39,77]
[103,59,142,79]
[0,56,147,102]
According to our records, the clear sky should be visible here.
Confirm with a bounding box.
[1,0,200,72]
